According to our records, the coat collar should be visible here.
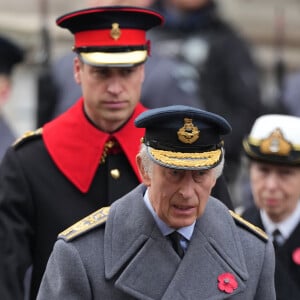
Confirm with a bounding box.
[104,185,249,299]
[43,99,146,193]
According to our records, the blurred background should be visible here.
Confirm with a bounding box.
[1,0,300,136]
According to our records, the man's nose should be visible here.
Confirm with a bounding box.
[178,172,196,198]
[107,77,123,94]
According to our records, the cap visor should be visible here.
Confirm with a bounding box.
[148,147,222,170]
[79,51,147,67]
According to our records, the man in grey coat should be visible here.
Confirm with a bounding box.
[37,105,276,299]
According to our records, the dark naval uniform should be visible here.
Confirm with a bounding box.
[37,184,275,300]
[242,113,300,300]
[0,99,145,299]
[242,206,300,300]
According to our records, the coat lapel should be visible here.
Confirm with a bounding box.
[162,222,248,299]
[104,188,249,299]
[104,185,182,299]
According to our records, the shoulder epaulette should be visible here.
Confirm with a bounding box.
[59,206,110,242]
[229,210,268,242]
[13,128,43,148]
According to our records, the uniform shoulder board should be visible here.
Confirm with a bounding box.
[13,128,43,148]
[59,206,110,242]
[229,210,268,242]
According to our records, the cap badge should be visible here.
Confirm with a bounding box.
[110,23,121,40]
[177,118,200,144]
[260,128,292,156]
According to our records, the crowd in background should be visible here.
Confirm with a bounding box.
[0,0,300,299]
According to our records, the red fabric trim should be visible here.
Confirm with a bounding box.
[43,98,146,193]
[75,29,146,47]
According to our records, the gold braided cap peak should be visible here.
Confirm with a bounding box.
[59,206,110,242]
[149,148,222,168]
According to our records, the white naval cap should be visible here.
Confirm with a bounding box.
[243,114,300,165]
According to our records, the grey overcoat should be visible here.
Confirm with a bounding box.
[37,184,276,300]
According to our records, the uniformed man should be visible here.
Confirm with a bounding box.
[37,105,275,300]
[0,35,24,161]
[0,6,163,300]
[242,114,300,299]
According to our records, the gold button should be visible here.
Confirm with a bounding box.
[110,169,120,179]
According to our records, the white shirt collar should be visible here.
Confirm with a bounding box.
[143,189,195,241]
[260,200,300,240]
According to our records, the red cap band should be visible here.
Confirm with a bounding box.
[74,29,146,48]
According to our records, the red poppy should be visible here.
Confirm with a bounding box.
[218,273,238,294]
[292,248,300,265]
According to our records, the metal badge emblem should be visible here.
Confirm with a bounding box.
[110,23,121,40]
[177,118,200,144]
[260,128,292,156]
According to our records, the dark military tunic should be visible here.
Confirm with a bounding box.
[0,99,145,300]
[242,205,300,300]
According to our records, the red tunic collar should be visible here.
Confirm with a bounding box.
[43,98,146,193]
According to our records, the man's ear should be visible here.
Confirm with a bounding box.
[136,155,151,186]
[73,57,81,84]
[139,64,145,84]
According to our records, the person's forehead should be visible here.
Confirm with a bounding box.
[251,160,300,172]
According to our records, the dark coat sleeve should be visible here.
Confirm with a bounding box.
[0,147,35,299]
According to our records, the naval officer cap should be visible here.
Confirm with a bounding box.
[135,105,231,170]
[243,114,300,165]
[56,6,164,67]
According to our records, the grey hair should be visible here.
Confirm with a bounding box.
[138,144,225,179]
[139,143,154,176]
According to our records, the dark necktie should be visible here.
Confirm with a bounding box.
[272,228,283,250]
[168,231,185,258]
